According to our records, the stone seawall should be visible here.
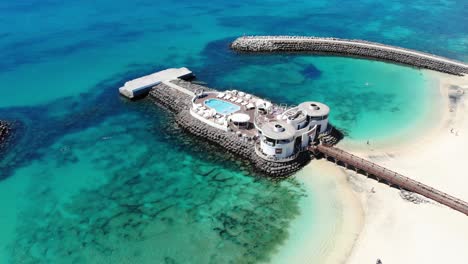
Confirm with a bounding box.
[148,79,311,177]
[230,36,468,76]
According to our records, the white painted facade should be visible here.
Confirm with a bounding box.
[255,101,329,161]
[260,138,295,158]
[189,109,228,131]
[309,118,329,133]
[188,87,330,162]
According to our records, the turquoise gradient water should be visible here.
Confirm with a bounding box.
[0,0,466,263]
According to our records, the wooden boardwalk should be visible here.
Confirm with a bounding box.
[313,144,468,216]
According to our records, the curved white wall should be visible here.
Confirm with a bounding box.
[260,140,295,158]
[310,118,328,133]
[189,109,228,131]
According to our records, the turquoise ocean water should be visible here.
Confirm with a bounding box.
[0,0,466,263]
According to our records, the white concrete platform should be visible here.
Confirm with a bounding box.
[119,67,193,98]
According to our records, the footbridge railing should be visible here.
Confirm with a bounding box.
[314,144,468,216]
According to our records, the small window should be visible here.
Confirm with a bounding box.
[265,137,276,146]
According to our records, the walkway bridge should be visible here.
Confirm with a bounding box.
[312,144,468,216]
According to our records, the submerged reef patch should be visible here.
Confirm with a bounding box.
[7,112,306,263]
[301,65,322,79]
[0,64,169,180]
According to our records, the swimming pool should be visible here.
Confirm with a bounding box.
[204,98,240,115]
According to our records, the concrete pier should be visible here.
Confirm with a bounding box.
[119,67,194,99]
[231,36,468,76]
[148,79,312,177]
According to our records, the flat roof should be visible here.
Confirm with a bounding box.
[260,120,296,140]
[230,113,250,123]
[298,101,330,117]
[121,67,192,92]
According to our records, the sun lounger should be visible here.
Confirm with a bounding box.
[216,118,225,125]
[246,103,255,110]
[235,98,243,103]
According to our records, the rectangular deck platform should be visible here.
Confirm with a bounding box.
[119,67,194,98]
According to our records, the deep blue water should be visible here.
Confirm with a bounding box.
[0,0,466,263]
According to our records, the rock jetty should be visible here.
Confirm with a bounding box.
[0,120,11,149]
[231,36,468,76]
[149,79,311,178]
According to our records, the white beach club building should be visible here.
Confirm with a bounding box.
[254,101,329,160]
[294,102,329,133]
[189,87,330,161]
[257,121,298,159]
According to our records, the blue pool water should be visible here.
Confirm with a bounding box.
[205,98,240,115]
[0,0,466,263]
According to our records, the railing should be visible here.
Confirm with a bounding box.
[315,145,468,216]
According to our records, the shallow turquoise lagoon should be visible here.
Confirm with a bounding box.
[218,56,433,141]
[0,110,308,263]
[0,0,466,263]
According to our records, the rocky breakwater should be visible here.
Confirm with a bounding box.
[231,36,468,76]
[148,79,311,178]
[0,120,11,151]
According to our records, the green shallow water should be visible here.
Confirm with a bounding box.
[218,56,433,140]
[0,110,308,263]
[0,0,466,263]
[0,59,433,263]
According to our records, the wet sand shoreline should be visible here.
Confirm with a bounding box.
[274,71,468,264]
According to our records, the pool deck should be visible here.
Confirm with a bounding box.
[148,79,313,177]
[193,93,270,137]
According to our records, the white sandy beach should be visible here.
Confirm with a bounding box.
[342,72,468,264]
[271,160,363,264]
[277,72,468,264]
